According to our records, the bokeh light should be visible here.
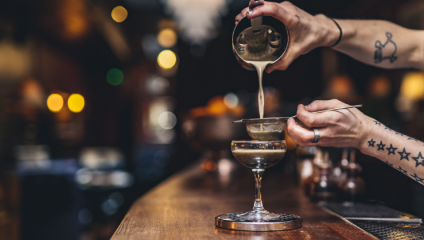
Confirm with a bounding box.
[68,94,85,113]
[47,93,64,112]
[157,28,177,48]
[224,93,238,108]
[158,111,177,129]
[400,72,424,100]
[157,50,177,69]
[111,6,128,23]
[107,68,124,86]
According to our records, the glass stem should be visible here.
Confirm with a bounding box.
[252,169,265,212]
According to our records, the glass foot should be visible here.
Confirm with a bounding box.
[215,212,302,231]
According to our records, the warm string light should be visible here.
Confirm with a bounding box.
[111,6,128,23]
[47,94,64,112]
[47,93,85,113]
[157,50,177,69]
[157,28,177,48]
[68,94,85,113]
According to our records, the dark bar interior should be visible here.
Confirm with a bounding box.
[1,0,424,239]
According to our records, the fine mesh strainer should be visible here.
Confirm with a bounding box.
[233,117,288,141]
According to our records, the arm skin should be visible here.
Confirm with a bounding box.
[235,1,424,72]
[287,99,424,185]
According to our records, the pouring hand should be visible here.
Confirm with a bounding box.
[235,1,340,73]
[287,99,372,149]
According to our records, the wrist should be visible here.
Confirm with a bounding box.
[314,14,341,47]
[357,117,375,154]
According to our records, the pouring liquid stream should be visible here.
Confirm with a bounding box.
[246,61,272,132]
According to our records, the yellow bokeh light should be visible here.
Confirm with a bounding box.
[47,94,64,112]
[111,6,128,23]
[401,72,424,100]
[68,94,85,113]
[157,50,177,69]
[157,28,177,48]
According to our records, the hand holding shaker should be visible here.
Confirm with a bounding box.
[232,0,289,70]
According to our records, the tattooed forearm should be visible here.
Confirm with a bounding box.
[377,141,385,151]
[397,166,407,175]
[374,32,397,64]
[386,144,397,155]
[412,153,424,167]
[366,119,424,186]
[398,148,411,161]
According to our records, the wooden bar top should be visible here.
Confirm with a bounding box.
[111,160,377,240]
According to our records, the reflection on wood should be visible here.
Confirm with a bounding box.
[111,161,377,240]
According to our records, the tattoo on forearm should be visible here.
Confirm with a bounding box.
[368,119,424,185]
[410,173,424,183]
[413,152,424,167]
[374,32,397,64]
[374,120,382,125]
[377,141,386,151]
[398,148,411,161]
[397,166,408,175]
[386,144,397,155]
[408,137,419,142]
[368,138,376,147]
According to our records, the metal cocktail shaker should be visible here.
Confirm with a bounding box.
[232,0,289,71]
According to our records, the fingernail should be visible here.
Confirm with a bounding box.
[247,11,253,15]
[304,105,311,111]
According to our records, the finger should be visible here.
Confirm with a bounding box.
[265,45,299,73]
[235,7,250,22]
[296,104,345,128]
[249,0,264,9]
[304,99,348,112]
[245,2,294,26]
[287,118,315,146]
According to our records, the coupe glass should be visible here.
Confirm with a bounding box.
[232,140,286,220]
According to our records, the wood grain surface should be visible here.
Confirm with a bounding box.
[111,160,377,240]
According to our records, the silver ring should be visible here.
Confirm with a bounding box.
[311,128,320,143]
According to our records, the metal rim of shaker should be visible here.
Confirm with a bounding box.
[232,16,290,66]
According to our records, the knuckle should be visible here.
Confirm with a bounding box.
[269,3,280,16]
[300,133,313,143]
[287,15,297,26]
[282,1,293,6]
[333,114,342,123]
[287,123,295,133]
[302,115,314,126]
[311,100,322,107]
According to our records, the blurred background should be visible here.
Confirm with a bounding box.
[1,0,424,239]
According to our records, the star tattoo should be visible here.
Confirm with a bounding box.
[386,144,397,155]
[398,148,411,161]
[397,166,408,175]
[409,173,424,184]
[408,137,419,142]
[412,152,424,167]
[385,161,393,167]
[395,132,404,136]
[368,139,376,147]
[384,126,392,131]
[377,141,386,151]
[374,120,382,126]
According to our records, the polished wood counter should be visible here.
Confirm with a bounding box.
[111,160,377,240]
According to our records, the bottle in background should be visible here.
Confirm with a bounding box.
[337,150,366,202]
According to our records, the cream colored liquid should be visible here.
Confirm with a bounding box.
[246,61,272,119]
[232,149,286,169]
[248,130,281,141]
